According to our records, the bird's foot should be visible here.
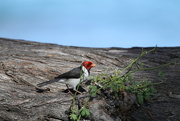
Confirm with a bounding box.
[74,89,82,94]
[67,89,74,95]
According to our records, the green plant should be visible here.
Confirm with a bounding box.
[69,47,179,120]
[91,47,174,104]
[94,70,158,104]
[158,70,165,79]
[125,79,157,104]
[69,106,90,121]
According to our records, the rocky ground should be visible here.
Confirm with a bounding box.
[0,38,179,121]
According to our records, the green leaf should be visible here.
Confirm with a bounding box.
[80,107,90,117]
[158,70,165,79]
[80,110,85,117]
[85,109,90,117]
[127,74,133,81]
[70,113,77,121]
[137,92,144,104]
[89,85,97,96]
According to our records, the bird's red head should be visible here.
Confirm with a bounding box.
[82,61,96,70]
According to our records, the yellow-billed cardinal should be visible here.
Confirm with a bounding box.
[37,61,96,92]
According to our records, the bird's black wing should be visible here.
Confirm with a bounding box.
[37,66,82,87]
[54,66,81,79]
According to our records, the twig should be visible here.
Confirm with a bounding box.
[146,109,154,119]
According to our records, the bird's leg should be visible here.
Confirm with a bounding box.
[74,86,82,94]
[65,85,81,95]
[74,89,82,94]
[66,84,73,95]
[66,84,70,90]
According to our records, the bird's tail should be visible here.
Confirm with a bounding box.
[37,79,59,87]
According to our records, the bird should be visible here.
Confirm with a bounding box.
[37,61,96,93]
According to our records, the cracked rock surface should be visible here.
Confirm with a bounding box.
[0,38,180,121]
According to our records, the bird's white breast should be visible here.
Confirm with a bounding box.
[65,78,80,89]
[58,78,80,89]
[81,66,89,78]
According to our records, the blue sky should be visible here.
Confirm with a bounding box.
[0,0,180,48]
